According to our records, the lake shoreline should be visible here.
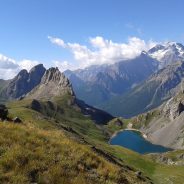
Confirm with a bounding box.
[109,129,173,154]
[109,128,147,143]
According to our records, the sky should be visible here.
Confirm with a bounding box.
[0,0,184,79]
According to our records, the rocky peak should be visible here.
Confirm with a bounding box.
[148,42,184,69]
[27,67,74,100]
[17,69,29,79]
[28,64,46,84]
[41,67,68,84]
[29,64,46,76]
[41,67,72,90]
[148,44,165,54]
[18,69,28,75]
[3,64,46,100]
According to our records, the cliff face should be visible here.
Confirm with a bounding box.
[0,64,46,101]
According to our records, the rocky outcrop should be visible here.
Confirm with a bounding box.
[27,67,74,100]
[163,97,184,120]
[0,64,46,101]
[0,104,8,120]
[13,117,22,123]
[137,91,184,149]
[150,152,184,166]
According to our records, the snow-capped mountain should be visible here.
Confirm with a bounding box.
[148,42,184,68]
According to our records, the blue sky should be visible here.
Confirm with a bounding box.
[0,0,184,78]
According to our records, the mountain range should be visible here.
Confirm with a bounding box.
[65,52,158,107]
[0,65,113,124]
[66,42,184,117]
[102,61,184,117]
[0,52,184,183]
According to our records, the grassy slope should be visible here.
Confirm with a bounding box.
[0,123,141,184]
[2,96,184,184]
[0,104,143,184]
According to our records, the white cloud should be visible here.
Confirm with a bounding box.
[48,36,66,47]
[0,54,19,69]
[0,54,40,80]
[19,59,39,71]
[53,60,76,72]
[48,36,157,70]
[0,54,20,79]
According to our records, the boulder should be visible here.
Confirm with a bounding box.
[114,118,123,127]
[0,104,8,120]
[13,117,22,123]
[135,171,142,177]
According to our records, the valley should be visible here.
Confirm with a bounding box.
[0,63,184,183]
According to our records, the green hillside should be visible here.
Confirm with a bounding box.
[0,96,181,183]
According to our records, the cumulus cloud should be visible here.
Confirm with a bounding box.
[48,36,66,47]
[0,54,40,80]
[19,59,39,71]
[53,60,76,72]
[0,54,19,69]
[48,36,157,70]
[0,54,20,79]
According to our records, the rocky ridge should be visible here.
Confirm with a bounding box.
[27,67,74,100]
[0,64,46,102]
[26,67,114,124]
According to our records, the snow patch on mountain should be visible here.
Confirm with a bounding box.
[148,42,184,69]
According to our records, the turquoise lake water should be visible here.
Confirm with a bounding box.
[110,130,172,154]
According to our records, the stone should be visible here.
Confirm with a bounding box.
[13,117,22,123]
[0,104,8,120]
[135,171,142,177]
[114,118,123,127]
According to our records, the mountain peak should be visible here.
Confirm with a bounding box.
[165,41,177,46]
[41,67,61,84]
[27,67,74,100]
[148,42,184,68]
[29,64,45,73]
[17,69,28,77]
[2,65,46,100]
